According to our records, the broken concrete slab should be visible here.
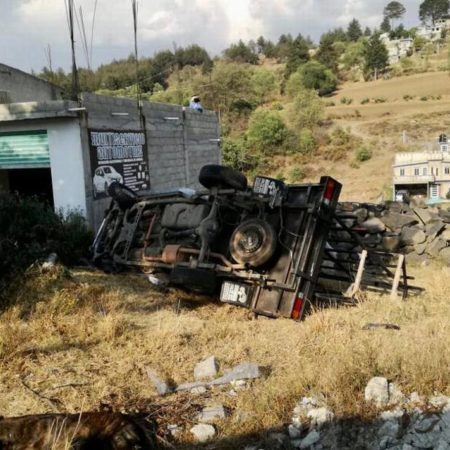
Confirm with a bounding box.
[176,362,262,392]
[210,362,261,385]
[194,356,219,381]
[145,367,172,396]
[197,405,226,423]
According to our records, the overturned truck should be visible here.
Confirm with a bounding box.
[93,165,411,320]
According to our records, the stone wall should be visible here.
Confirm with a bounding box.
[334,201,450,266]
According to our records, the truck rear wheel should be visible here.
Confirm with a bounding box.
[229,219,277,267]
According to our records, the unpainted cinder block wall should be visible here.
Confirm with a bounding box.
[80,93,220,230]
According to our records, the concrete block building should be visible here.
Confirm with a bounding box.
[0,93,221,230]
[393,135,450,202]
[0,63,63,103]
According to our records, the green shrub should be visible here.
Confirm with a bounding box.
[246,109,288,153]
[355,146,372,162]
[297,128,317,154]
[360,98,370,104]
[340,97,353,105]
[270,101,284,111]
[324,100,335,107]
[0,193,93,292]
[403,94,414,101]
[222,137,261,172]
[299,61,338,96]
[374,97,387,103]
[289,89,324,130]
[420,96,428,101]
[289,167,306,182]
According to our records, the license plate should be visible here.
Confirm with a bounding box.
[253,177,285,202]
[220,281,251,307]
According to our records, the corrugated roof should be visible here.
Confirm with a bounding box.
[0,130,50,168]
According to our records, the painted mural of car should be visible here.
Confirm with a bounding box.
[93,166,123,198]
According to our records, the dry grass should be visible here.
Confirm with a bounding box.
[0,262,449,446]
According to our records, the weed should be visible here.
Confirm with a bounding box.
[355,146,373,162]
[340,97,353,105]
[289,167,306,182]
[360,98,370,105]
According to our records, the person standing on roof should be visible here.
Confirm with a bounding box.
[189,95,203,113]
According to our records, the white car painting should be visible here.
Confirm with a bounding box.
[93,165,123,199]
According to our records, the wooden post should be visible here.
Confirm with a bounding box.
[390,254,405,300]
[347,250,367,298]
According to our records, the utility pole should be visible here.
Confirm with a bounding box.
[67,0,80,102]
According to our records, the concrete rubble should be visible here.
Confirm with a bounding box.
[190,423,216,442]
[285,382,450,450]
[194,356,219,381]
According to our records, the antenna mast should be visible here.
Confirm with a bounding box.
[131,0,141,111]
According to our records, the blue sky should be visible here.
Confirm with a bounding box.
[0,0,423,73]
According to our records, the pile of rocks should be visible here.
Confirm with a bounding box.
[283,378,450,450]
[333,201,450,266]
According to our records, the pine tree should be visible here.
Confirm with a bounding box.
[419,0,450,25]
[347,18,363,41]
[384,1,406,28]
[364,34,389,80]
[364,27,372,36]
[380,16,392,33]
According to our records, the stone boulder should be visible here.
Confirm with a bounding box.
[439,247,450,265]
[361,218,386,234]
[365,377,389,407]
[194,356,219,381]
[381,213,418,231]
[400,228,426,246]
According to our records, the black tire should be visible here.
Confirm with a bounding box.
[108,182,138,210]
[199,164,248,191]
[229,218,277,267]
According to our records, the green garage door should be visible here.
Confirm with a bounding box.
[0,130,50,169]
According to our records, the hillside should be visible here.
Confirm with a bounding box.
[284,71,450,201]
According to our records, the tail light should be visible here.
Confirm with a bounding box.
[323,178,336,206]
[292,296,304,320]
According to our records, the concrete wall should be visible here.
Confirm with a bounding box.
[81,93,221,230]
[0,64,63,103]
[0,118,87,215]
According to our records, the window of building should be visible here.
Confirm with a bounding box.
[423,168,427,176]
[400,169,405,176]
[442,145,448,152]
[430,184,439,199]
[436,168,439,176]
[414,168,419,176]
[445,167,450,175]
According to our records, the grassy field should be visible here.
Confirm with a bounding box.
[288,70,450,202]
[0,263,448,448]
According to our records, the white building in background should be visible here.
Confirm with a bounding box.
[417,18,450,41]
[380,33,414,65]
[393,135,450,203]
